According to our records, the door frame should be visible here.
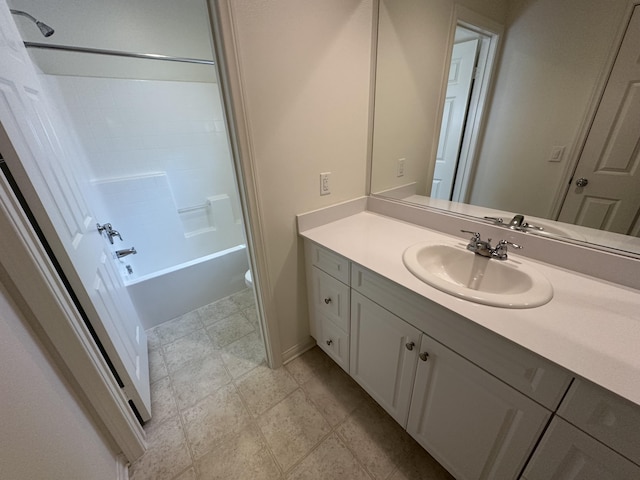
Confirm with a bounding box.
[0,134,146,461]
[550,0,640,219]
[446,6,504,204]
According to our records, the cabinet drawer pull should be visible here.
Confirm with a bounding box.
[419,352,429,361]
[324,298,332,304]
[406,341,415,351]
[326,339,333,346]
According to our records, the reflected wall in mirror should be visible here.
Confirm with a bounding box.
[371,0,640,256]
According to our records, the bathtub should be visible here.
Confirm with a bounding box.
[125,244,249,330]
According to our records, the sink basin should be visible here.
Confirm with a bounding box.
[402,243,553,308]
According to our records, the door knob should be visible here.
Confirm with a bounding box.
[405,341,415,351]
[324,298,332,304]
[575,177,589,187]
[419,352,429,361]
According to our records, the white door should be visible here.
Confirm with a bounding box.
[350,291,420,427]
[0,3,151,421]
[558,7,640,234]
[407,335,549,480]
[432,39,478,200]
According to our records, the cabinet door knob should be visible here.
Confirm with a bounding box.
[405,341,415,351]
[419,352,429,361]
[324,298,332,304]
[326,339,333,346]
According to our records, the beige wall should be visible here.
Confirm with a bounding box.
[371,0,508,195]
[0,276,118,480]
[227,0,373,356]
[469,0,627,217]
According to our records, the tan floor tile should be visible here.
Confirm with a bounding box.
[147,328,161,350]
[221,331,266,378]
[147,376,178,427]
[195,425,281,480]
[258,389,331,472]
[336,400,416,480]
[206,312,255,348]
[243,305,259,329]
[149,347,168,383]
[162,328,218,373]
[129,416,191,480]
[286,433,370,480]
[156,310,203,345]
[171,354,231,410]
[388,443,454,480]
[303,363,367,426]
[236,364,298,416]
[173,467,197,480]
[198,297,239,326]
[231,288,256,309]
[285,346,334,385]
[182,384,252,459]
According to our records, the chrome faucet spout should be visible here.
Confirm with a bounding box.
[115,247,137,259]
[508,214,525,229]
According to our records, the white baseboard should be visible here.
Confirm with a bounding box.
[282,337,317,364]
[116,454,129,480]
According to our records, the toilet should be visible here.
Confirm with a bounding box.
[244,269,253,288]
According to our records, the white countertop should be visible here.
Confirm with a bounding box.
[300,211,640,407]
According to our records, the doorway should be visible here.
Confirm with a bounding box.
[432,17,502,203]
[1,0,268,425]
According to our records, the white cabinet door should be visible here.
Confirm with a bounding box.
[350,291,420,426]
[522,417,640,480]
[407,335,550,480]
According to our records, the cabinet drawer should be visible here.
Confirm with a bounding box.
[317,311,349,373]
[351,263,572,410]
[310,266,350,331]
[306,241,350,284]
[558,379,640,465]
[522,417,640,479]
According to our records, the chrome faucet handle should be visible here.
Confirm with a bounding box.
[523,222,544,231]
[483,216,504,225]
[493,240,523,260]
[460,229,481,241]
[108,229,123,243]
[96,222,112,234]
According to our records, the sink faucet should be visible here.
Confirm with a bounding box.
[485,214,544,232]
[461,230,522,260]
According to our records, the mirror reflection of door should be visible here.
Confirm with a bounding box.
[432,37,478,200]
[558,5,640,236]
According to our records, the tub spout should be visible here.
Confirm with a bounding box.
[116,247,137,259]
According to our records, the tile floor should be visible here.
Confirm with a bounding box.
[130,288,453,480]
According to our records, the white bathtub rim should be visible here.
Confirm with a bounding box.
[124,244,247,286]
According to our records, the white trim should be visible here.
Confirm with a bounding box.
[550,0,640,219]
[450,6,504,204]
[0,139,146,461]
[116,454,130,480]
[282,338,317,365]
[207,0,283,367]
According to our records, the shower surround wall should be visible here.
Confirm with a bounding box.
[45,75,244,275]
[42,74,247,327]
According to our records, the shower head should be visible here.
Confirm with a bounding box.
[10,9,55,37]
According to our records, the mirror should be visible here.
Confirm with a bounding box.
[370,0,640,257]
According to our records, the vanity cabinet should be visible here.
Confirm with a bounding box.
[351,290,550,480]
[521,417,640,479]
[408,334,549,480]
[305,242,350,372]
[304,240,566,479]
[350,290,420,426]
